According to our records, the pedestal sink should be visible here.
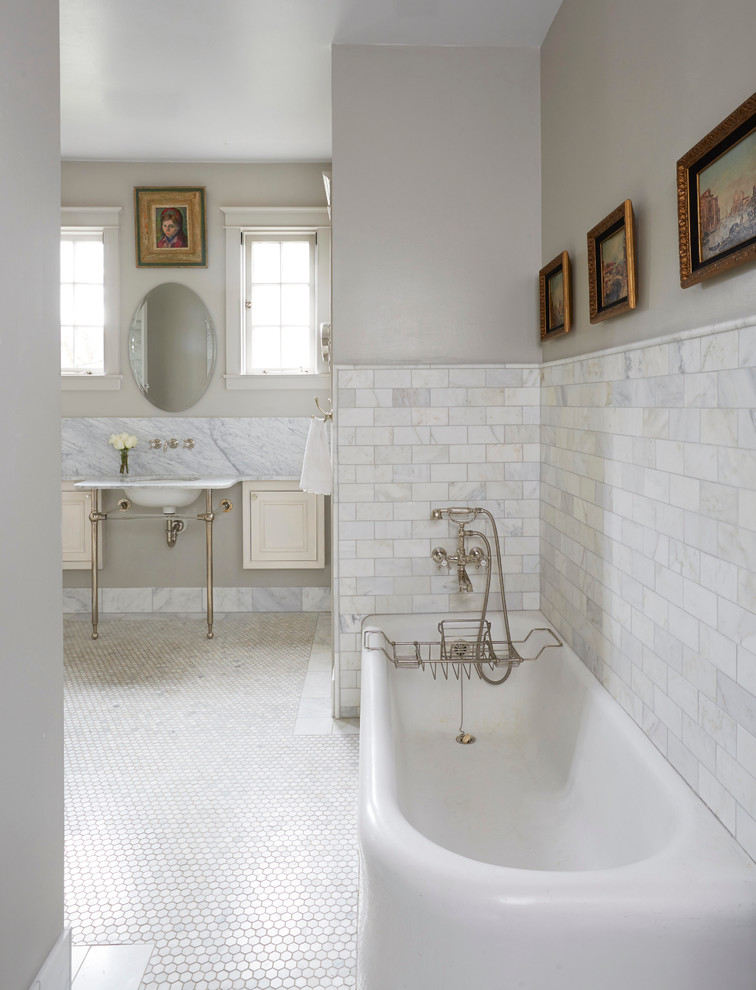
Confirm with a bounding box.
[73,476,239,641]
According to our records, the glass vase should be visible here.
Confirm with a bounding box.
[120,449,129,475]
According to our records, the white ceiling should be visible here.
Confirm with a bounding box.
[60,0,562,163]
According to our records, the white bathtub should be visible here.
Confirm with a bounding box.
[358,611,756,990]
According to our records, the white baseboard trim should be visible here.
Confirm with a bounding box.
[28,928,71,990]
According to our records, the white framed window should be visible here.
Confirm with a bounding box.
[221,207,330,391]
[243,232,316,375]
[60,207,122,391]
[61,229,104,374]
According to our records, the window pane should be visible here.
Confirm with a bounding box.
[74,241,103,283]
[61,326,74,369]
[280,284,310,326]
[281,242,310,283]
[60,241,74,282]
[75,325,104,372]
[74,284,104,326]
[281,326,310,368]
[61,229,107,375]
[250,284,281,326]
[60,284,75,325]
[249,326,281,369]
[251,242,280,283]
[243,232,318,374]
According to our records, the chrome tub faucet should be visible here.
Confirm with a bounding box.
[431,507,488,593]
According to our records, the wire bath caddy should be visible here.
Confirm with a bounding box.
[363,618,562,681]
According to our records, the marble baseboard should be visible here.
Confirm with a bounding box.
[63,586,331,614]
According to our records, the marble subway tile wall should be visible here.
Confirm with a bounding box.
[540,316,756,860]
[333,364,541,717]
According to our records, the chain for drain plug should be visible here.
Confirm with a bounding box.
[456,672,475,744]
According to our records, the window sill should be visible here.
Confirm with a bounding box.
[224,373,330,391]
[61,375,122,391]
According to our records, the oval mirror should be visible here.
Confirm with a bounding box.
[129,283,216,412]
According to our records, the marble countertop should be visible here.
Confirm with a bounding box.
[74,477,240,491]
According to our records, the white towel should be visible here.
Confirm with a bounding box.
[299,417,332,495]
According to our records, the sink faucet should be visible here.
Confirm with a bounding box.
[149,437,195,452]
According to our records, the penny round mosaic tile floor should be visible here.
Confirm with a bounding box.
[64,613,359,989]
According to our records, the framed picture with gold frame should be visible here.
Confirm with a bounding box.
[135,186,207,267]
[539,251,572,340]
[587,199,637,324]
[677,92,756,288]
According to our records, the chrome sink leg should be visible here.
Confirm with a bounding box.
[198,488,215,639]
[88,488,106,640]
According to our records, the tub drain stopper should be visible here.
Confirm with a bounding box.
[456,732,475,744]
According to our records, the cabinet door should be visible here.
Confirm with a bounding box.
[242,483,324,569]
[62,486,92,569]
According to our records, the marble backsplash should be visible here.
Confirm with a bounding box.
[62,417,313,481]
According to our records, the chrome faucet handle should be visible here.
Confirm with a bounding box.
[183,438,195,449]
[468,546,487,569]
[149,438,162,449]
[431,547,450,569]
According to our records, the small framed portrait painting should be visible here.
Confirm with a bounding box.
[135,186,207,267]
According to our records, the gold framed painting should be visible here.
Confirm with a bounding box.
[677,91,756,288]
[135,186,207,267]
[539,251,572,340]
[587,199,637,324]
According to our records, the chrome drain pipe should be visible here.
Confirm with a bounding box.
[165,516,185,548]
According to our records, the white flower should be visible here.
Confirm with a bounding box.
[108,432,138,451]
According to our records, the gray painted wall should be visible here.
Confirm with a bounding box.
[63,479,331,591]
[332,45,543,366]
[1,0,64,986]
[62,161,330,419]
[540,0,756,359]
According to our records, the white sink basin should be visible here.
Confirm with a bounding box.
[75,477,238,512]
[125,484,203,509]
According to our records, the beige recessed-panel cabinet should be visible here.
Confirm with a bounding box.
[62,482,102,569]
[242,481,324,569]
